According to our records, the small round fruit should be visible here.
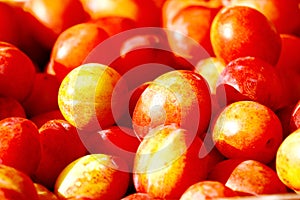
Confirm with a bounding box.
[225,0,300,34]
[275,34,300,107]
[0,96,26,120]
[163,0,222,58]
[179,181,238,200]
[0,164,39,200]
[132,70,211,139]
[0,117,41,176]
[133,124,208,199]
[216,56,284,110]
[54,154,130,200]
[49,22,109,81]
[23,0,89,49]
[212,101,283,163]
[290,101,300,132]
[58,63,126,131]
[276,128,300,193]
[210,5,281,65]
[0,42,36,102]
[33,119,87,189]
[23,73,60,117]
[208,159,287,195]
[121,193,158,200]
[0,2,20,46]
[97,126,140,170]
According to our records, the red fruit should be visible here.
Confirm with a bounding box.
[163,0,223,59]
[204,146,225,173]
[34,183,58,200]
[29,110,65,128]
[109,32,176,86]
[276,104,297,139]
[0,164,39,200]
[129,82,151,118]
[109,29,177,75]
[92,16,137,37]
[0,96,26,120]
[133,124,209,199]
[80,0,161,27]
[216,56,284,110]
[58,63,126,131]
[210,5,281,65]
[194,57,226,95]
[179,181,238,200]
[132,70,211,139]
[290,101,300,133]
[276,128,300,193]
[0,42,36,102]
[93,126,141,170]
[224,0,300,35]
[275,34,300,106]
[49,22,109,81]
[22,0,89,49]
[55,154,130,200]
[0,117,41,177]
[12,5,50,69]
[22,73,60,117]
[0,2,20,46]
[33,119,87,189]
[121,193,159,200]
[212,101,283,164]
[208,159,287,195]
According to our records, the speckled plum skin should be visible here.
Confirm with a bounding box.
[216,56,284,111]
[210,6,282,65]
[212,101,283,164]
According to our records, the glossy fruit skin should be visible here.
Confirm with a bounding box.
[129,82,151,118]
[121,193,159,200]
[80,0,161,27]
[0,42,36,102]
[208,159,287,195]
[133,124,208,199]
[58,63,126,131]
[276,104,296,139]
[216,56,284,110]
[290,101,300,132]
[212,101,283,164]
[33,119,87,190]
[210,5,282,66]
[34,183,58,200]
[224,0,300,35]
[276,128,300,193]
[0,96,26,121]
[108,29,178,85]
[0,164,39,200]
[163,0,223,59]
[0,117,41,177]
[194,57,226,95]
[22,73,60,118]
[92,16,137,37]
[23,0,89,50]
[89,126,141,171]
[49,22,109,81]
[132,70,211,139]
[179,181,238,200]
[0,2,20,46]
[275,34,300,107]
[55,154,130,200]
